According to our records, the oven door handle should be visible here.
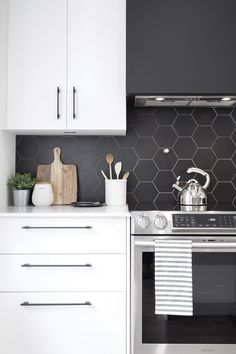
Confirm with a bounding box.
[135,240,236,250]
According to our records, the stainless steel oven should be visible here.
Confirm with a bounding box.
[131,211,236,354]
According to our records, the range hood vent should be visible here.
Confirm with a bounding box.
[127,1,236,107]
[134,96,236,108]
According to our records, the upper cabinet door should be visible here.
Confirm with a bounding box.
[67,0,126,134]
[7,0,67,131]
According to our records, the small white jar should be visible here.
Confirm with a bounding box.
[32,182,54,207]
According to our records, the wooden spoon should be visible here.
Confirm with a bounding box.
[106,153,114,179]
[122,171,129,180]
[114,162,122,179]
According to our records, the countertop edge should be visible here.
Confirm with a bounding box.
[0,205,131,218]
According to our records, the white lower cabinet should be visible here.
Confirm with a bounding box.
[0,254,126,291]
[0,292,126,354]
[0,217,126,253]
[0,215,129,354]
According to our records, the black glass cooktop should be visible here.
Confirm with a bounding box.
[134,203,236,212]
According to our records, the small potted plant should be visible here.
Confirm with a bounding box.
[8,173,36,206]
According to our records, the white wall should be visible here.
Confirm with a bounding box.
[0,0,15,206]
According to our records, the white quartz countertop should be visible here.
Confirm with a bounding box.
[0,205,130,218]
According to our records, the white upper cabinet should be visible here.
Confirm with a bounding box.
[7,0,67,131]
[6,0,126,135]
[67,0,126,134]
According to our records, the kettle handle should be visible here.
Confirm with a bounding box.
[187,167,210,190]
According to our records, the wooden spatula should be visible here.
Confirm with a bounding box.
[114,162,122,179]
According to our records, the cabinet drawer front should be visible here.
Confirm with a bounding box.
[0,254,126,291]
[0,292,126,354]
[0,217,127,253]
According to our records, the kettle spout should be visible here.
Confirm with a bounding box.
[172,183,183,192]
[172,176,182,192]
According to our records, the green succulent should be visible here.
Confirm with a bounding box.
[8,173,36,190]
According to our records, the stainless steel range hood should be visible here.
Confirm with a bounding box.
[134,96,236,107]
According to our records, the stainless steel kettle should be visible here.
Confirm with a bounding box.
[172,167,210,210]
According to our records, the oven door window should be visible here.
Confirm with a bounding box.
[143,252,236,344]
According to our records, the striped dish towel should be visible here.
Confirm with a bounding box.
[155,239,193,316]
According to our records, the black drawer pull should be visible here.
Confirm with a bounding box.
[21,263,92,268]
[21,301,92,307]
[22,226,92,230]
[57,86,60,119]
[73,86,76,119]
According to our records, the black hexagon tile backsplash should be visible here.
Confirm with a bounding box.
[16,107,236,210]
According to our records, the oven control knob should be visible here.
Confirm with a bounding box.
[154,214,167,230]
[136,216,150,230]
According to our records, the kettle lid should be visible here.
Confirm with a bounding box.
[187,178,199,185]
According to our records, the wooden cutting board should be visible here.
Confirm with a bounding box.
[37,147,77,205]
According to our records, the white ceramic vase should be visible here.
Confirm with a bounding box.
[32,182,54,207]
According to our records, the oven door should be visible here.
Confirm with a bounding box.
[131,236,236,354]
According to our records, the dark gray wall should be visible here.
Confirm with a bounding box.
[16,107,236,209]
[127,0,236,95]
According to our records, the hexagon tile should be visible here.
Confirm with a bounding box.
[16,107,236,209]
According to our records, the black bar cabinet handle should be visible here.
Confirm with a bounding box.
[21,263,92,268]
[22,226,92,230]
[21,301,92,307]
[73,86,76,119]
[57,86,60,119]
